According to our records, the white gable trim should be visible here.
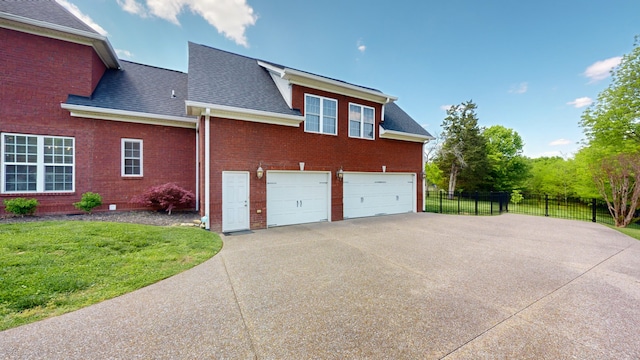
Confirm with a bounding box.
[61,103,197,128]
[185,101,304,127]
[379,126,434,143]
[0,12,120,69]
[257,61,397,105]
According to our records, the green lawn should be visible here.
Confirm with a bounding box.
[0,221,222,331]
[425,194,640,229]
[610,225,640,241]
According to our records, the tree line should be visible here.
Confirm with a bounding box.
[426,37,640,227]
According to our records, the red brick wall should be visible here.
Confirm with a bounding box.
[0,28,196,216]
[202,84,424,231]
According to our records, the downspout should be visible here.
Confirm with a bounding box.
[422,140,428,212]
[204,108,211,230]
[195,122,200,211]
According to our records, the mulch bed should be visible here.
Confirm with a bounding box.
[0,210,202,227]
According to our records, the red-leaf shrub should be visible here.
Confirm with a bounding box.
[131,183,195,215]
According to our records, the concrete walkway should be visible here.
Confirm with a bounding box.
[1,213,639,359]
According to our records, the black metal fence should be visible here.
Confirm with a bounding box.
[424,190,638,228]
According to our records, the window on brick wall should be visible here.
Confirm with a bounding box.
[122,139,143,177]
[1,133,75,193]
[305,94,337,135]
[349,103,375,140]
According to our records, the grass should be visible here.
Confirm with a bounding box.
[425,194,640,229]
[0,221,222,331]
[610,226,640,241]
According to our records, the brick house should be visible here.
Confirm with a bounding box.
[0,0,432,231]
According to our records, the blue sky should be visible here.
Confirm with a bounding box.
[57,0,640,158]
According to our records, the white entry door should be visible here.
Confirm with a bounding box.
[343,173,415,219]
[222,172,250,232]
[266,172,330,227]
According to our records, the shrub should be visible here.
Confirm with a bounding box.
[510,190,524,205]
[3,198,39,216]
[73,192,103,213]
[131,183,195,215]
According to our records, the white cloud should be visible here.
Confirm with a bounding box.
[583,56,622,82]
[549,138,572,146]
[55,0,108,36]
[440,104,453,111]
[116,0,257,47]
[508,82,528,94]
[117,0,147,16]
[566,96,593,108]
[357,40,366,53]
[116,49,134,58]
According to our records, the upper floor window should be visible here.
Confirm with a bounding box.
[122,139,143,177]
[349,103,375,140]
[305,94,337,135]
[1,133,74,193]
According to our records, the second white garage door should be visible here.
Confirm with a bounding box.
[343,173,415,219]
[267,171,330,227]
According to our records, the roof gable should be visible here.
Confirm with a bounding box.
[0,0,97,33]
[187,42,300,117]
[0,0,119,68]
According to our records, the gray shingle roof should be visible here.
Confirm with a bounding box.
[188,42,301,116]
[66,61,189,118]
[383,102,432,137]
[188,43,430,137]
[0,0,98,34]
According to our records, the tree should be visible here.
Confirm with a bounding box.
[579,37,640,227]
[523,156,577,198]
[592,153,640,227]
[580,36,640,152]
[483,125,528,191]
[436,101,488,197]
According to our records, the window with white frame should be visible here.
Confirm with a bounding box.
[122,139,143,177]
[305,94,337,135]
[349,103,375,139]
[2,133,75,193]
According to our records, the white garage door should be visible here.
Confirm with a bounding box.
[267,172,330,227]
[343,173,415,219]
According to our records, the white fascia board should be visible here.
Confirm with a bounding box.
[379,126,435,143]
[0,12,120,69]
[185,101,304,127]
[257,61,285,77]
[257,61,293,109]
[282,68,398,104]
[61,103,197,129]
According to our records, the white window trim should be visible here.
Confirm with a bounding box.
[1,133,75,194]
[121,138,143,177]
[348,103,376,140]
[304,94,338,136]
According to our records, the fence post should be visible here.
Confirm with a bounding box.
[592,198,597,222]
[490,191,493,215]
[439,191,443,213]
[545,194,549,217]
[458,191,461,214]
[475,191,479,215]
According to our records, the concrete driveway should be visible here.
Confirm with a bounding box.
[1,213,639,359]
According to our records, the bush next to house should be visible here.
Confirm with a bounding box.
[73,192,103,213]
[131,183,195,215]
[3,198,39,216]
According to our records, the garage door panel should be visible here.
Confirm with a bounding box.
[267,172,330,227]
[343,173,414,219]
